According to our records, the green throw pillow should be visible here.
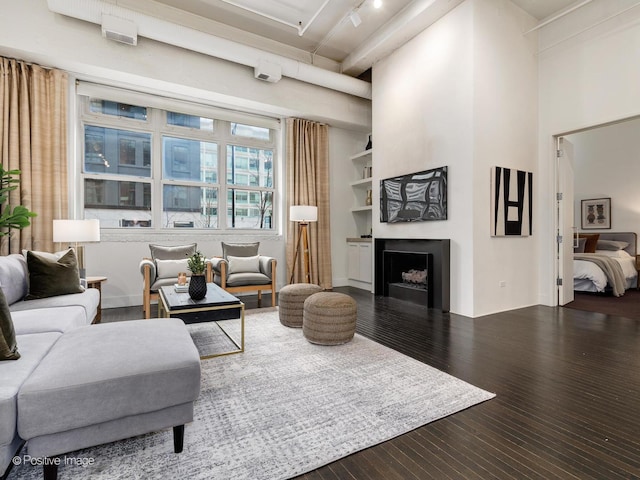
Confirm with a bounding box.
[25,249,84,300]
[0,288,20,360]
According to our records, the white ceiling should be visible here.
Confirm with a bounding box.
[135,0,583,73]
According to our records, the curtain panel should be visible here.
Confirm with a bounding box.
[286,118,332,289]
[0,57,68,254]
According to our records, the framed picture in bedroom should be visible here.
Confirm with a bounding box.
[581,197,611,229]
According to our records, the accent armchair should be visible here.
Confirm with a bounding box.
[139,243,212,318]
[210,242,277,307]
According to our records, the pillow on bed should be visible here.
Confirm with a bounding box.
[574,238,587,253]
[594,249,632,259]
[596,239,629,251]
[578,234,600,253]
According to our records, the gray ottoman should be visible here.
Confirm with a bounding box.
[303,292,357,345]
[17,318,201,480]
[279,283,323,327]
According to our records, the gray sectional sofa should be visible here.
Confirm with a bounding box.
[0,253,100,479]
[1,253,201,480]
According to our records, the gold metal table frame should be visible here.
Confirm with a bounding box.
[158,284,245,359]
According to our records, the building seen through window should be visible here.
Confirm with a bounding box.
[81,99,277,231]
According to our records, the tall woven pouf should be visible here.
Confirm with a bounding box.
[279,283,323,327]
[303,292,357,345]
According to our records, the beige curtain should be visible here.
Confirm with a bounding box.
[286,118,332,288]
[0,57,68,254]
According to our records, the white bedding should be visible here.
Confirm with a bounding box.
[574,249,637,292]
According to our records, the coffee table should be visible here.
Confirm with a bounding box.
[158,283,244,359]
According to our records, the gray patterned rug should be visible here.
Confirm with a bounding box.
[10,308,495,480]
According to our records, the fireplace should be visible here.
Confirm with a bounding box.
[375,238,450,312]
[383,250,433,306]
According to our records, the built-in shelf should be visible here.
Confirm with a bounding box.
[348,138,374,292]
[349,178,373,188]
[349,149,372,161]
[350,205,372,212]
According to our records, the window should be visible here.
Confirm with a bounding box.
[80,94,277,232]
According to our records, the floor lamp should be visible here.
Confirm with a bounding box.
[53,219,101,279]
[289,205,318,284]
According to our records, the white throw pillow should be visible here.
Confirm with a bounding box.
[156,259,190,279]
[227,255,260,274]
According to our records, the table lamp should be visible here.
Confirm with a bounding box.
[53,219,101,278]
[289,205,317,284]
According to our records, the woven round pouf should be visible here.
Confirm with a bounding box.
[278,283,323,327]
[303,292,357,345]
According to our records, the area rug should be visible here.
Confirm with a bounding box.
[10,308,495,480]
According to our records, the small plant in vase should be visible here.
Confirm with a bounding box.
[186,251,207,300]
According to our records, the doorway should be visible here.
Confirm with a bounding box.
[555,115,640,311]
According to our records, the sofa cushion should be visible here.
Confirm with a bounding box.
[227,255,260,274]
[0,290,19,360]
[10,289,99,326]
[149,243,196,261]
[0,332,61,446]
[25,250,84,300]
[18,319,201,440]
[11,306,90,335]
[0,254,28,305]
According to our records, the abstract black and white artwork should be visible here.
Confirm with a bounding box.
[491,166,533,236]
[380,166,447,223]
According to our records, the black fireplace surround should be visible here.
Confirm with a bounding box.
[374,238,450,312]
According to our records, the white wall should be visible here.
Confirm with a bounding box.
[569,117,640,235]
[538,0,640,306]
[0,0,370,308]
[373,0,537,317]
[471,0,538,316]
[373,1,475,316]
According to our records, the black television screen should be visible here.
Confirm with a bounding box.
[380,166,447,223]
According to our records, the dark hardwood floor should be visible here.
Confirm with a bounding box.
[104,288,640,479]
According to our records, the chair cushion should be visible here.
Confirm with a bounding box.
[0,289,19,360]
[222,242,259,259]
[226,272,271,287]
[227,255,260,274]
[149,243,196,261]
[156,259,190,279]
[25,250,83,300]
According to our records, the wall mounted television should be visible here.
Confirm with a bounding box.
[380,166,447,223]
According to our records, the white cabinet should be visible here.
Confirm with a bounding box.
[347,241,372,284]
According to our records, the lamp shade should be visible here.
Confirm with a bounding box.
[290,205,318,223]
[53,219,101,243]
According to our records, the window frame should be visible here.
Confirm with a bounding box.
[77,91,279,236]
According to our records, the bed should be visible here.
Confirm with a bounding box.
[573,232,638,295]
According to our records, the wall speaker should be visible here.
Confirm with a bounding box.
[101,14,138,46]
[254,60,282,83]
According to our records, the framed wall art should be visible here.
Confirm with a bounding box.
[380,166,447,223]
[581,197,611,229]
[490,166,533,236]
